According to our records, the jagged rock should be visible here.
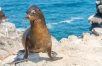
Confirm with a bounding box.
[68,35,78,41]
[82,33,91,40]
[98,5,102,13]
[67,35,82,45]
[96,0,102,5]
[88,0,102,24]
[0,22,23,61]
[60,38,68,44]
[51,36,60,46]
[92,28,102,36]
[3,34,102,66]
[88,14,102,24]
[2,33,102,66]
[1,22,102,66]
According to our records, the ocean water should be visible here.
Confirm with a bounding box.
[0,0,96,40]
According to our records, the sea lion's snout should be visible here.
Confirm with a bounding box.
[25,13,35,21]
[25,14,30,19]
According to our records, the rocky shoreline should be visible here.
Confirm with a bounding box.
[0,22,102,66]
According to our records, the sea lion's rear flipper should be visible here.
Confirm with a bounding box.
[51,51,58,57]
[47,49,63,61]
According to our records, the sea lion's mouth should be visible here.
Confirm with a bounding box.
[25,14,35,21]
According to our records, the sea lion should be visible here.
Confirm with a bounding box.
[0,8,7,23]
[22,5,54,60]
[7,5,62,65]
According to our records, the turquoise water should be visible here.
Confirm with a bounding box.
[0,0,96,40]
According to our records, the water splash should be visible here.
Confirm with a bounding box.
[61,17,84,23]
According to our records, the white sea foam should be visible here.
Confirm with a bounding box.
[0,7,2,11]
[17,28,26,32]
[48,17,83,25]
[46,17,83,29]
[61,17,83,23]
[88,14,94,20]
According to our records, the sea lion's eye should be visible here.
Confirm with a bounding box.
[31,10,36,14]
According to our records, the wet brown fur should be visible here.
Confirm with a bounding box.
[22,5,53,59]
[0,10,6,20]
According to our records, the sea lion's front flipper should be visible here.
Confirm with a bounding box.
[7,37,30,65]
[23,37,30,59]
[47,49,63,61]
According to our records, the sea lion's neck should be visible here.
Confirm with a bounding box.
[30,19,47,31]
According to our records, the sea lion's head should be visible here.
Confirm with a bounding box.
[26,5,44,21]
[0,9,6,20]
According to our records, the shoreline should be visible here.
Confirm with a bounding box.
[17,27,91,41]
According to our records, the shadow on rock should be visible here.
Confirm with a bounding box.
[7,50,63,65]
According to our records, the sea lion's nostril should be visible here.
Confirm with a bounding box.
[25,15,30,19]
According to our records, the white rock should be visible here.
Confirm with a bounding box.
[1,22,102,66]
[68,35,78,41]
[88,15,94,23]
[92,28,102,36]
[0,22,23,61]
[60,38,68,45]
[82,33,91,40]
[98,5,102,13]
